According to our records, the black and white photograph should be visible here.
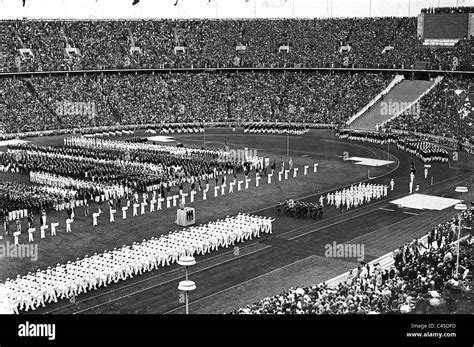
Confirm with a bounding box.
[0,0,472,343]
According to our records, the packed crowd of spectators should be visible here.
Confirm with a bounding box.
[0,17,471,73]
[230,210,472,314]
[0,78,52,134]
[1,70,470,142]
[1,71,391,132]
[385,76,472,142]
[421,7,474,14]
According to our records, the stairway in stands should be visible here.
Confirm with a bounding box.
[471,38,474,70]
[23,79,59,124]
[347,79,436,131]
[0,32,8,72]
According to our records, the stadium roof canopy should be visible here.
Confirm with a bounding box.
[1,0,472,20]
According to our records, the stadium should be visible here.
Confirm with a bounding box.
[0,0,472,339]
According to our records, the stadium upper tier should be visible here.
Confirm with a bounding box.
[0,17,471,73]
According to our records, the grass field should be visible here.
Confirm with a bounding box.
[0,128,472,314]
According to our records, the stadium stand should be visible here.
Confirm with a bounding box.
[385,75,472,142]
[230,211,472,314]
[0,17,471,72]
[0,72,392,132]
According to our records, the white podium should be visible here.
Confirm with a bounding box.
[176,207,196,226]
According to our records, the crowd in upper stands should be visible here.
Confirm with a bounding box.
[230,210,472,314]
[0,17,471,73]
[421,6,474,14]
[0,72,391,132]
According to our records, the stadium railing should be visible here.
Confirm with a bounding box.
[1,66,473,79]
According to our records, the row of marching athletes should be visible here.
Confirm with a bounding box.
[2,213,274,312]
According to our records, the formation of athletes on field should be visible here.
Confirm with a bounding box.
[321,183,390,210]
[3,214,273,313]
[0,129,413,314]
[338,130,450,163]
[1,135,320,245]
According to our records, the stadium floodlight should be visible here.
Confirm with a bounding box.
[454,203,467,279]
[177,256,196,314]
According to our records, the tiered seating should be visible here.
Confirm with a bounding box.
[230,211,473,314]
[0,72,391,133]
[0,18,471,72]
[385,76,472,141]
